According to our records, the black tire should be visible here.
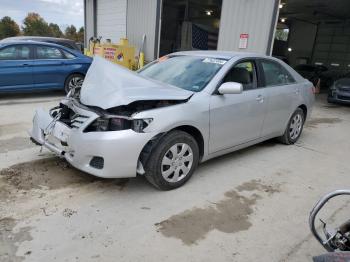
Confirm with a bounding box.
[145,130,199,190]
[64,73,85,94]
[278,108,305,145]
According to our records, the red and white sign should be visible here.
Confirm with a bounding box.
[239,34,249,49]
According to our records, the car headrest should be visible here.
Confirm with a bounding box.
[229,67,251,84]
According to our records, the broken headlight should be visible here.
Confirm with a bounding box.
[84,117,153,133]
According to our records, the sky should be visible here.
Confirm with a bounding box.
[0,0,84,30]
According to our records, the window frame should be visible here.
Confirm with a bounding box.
[34,44,67,60]
[257,58,296,88]
[213,58,262,95]
[61,49,77,59]
[0,44,34,61]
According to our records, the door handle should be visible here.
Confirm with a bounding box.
[256,95,264,103]
[21,63,30,66]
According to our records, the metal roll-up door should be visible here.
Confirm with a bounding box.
[97,0,127,42]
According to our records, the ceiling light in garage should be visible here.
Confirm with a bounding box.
[205,10,213,16]
[288,47,292,52]
[281,18,286,23]
[279,3,284,8]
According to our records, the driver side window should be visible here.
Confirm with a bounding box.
[223,61,257,91]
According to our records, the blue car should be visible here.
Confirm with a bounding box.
[0,41,92,93]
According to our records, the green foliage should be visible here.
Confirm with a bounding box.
[77,27,84,43]
[22,12,51,36]
[64,25,84,43]
[0,16,20,39]
[0,13,84,43]
[49,23,63,38]
[65,25,77,40]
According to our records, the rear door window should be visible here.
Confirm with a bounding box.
[0,45,31,60]
[36,45,64,59]
[261,60,295,86]
[62,50,76,59]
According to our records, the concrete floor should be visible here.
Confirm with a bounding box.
[0,92,350,262]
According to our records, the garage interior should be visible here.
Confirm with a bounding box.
[159,0,222,57]
[273,0,350,90]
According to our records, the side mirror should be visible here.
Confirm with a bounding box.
[218,82,243,95]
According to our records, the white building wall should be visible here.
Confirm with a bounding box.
[96,0,127,42]
[218,0,279,54]
[126,0,160,62]
[84,0,96,46]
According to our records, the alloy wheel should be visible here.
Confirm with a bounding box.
[161,143,193,183]
[69,76,84,91]
[289,113,303,140]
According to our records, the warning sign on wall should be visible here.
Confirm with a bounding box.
[104,47,117,60]
[239,34,249,49]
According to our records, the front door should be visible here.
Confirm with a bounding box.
[209,60,267,153]
[0,44,34,91]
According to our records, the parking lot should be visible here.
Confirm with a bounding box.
[1,92,350,262]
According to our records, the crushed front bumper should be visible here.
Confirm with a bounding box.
[30,102,155,178]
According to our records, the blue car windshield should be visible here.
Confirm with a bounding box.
[138,56,227,92]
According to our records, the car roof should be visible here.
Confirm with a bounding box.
[0,40,75,50]
[171,50,270,60]
[2,36,75,43]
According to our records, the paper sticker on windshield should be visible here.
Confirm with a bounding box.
[202,58,227,65]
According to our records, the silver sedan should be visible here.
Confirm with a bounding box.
[30,51,314,190]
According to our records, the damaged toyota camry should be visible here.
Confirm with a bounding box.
[30,51,314,190]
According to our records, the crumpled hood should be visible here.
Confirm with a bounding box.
[80,56,193,109]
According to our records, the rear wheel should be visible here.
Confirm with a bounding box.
[64,74,84,95]
[145,130,199,190]
[278,108,305,145]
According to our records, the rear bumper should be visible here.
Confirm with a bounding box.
[30,106,155,178]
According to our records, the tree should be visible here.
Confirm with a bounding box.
[65,25,77,41]
[77,27,84,43]
[0,16,20,39]
[22,12,51,36]
[48,23,63,38]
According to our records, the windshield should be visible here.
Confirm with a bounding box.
[138,55,226,92]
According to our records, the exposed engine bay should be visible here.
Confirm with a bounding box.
[106,99,189,116]
[50,98,188,133]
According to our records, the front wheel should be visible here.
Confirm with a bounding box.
[278,108,305,145]
[64,74,85,95]
[145,130,199,190]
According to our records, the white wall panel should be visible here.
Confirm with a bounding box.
[218,0,279,54]
[97,0,127,42]
[127,0,159,61]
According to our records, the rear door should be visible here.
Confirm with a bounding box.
[209,60,267,153]
[258,59,300,137]
[0,44,34,91]
[32,45,68,89]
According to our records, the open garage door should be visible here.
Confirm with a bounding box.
[272,0,350,91]
[158,0,222,57]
